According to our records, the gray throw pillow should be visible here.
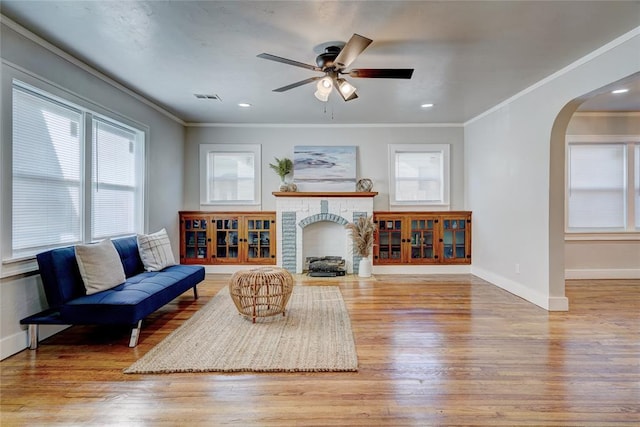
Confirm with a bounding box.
[137,228,177,272]
[75,239,126,295]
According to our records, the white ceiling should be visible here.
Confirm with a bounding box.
[2,1,639,124]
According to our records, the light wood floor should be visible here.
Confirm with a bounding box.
[1,274,638,426]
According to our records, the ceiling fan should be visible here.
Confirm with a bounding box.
[257,33,414,102]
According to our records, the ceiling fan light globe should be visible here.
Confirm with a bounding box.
[338,80,357,98]
[314,90,330,102]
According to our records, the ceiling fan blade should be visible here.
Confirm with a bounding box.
[257,53,321,71]
[347,69,414,79]
[272,77,321,92]
[334,34,373,69]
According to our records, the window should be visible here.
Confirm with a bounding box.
[91,118,144,239]
[10,81,145,259]
[566,136,639,232]
[199,144,261,205]
[388,144,450,206]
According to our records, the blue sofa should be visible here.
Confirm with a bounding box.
[20,236,205,348]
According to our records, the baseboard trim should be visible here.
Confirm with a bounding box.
[372,265,472,275]
[565,268,640,280]
[1,325,69,361]
[204,265,473,275]
[471,266,568,311]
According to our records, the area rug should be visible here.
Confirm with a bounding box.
[124,286,358,374]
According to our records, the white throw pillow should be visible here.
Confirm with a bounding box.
[75,239,126,295]
[137,228,177,272]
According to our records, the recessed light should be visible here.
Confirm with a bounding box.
[611,89,629,94]
[421,103,434,108]
[238,103,252,108]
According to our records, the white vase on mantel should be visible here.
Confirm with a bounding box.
[358,257,372,278]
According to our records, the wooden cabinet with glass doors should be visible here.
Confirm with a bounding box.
[179,212,276,265]
[373,212,471,265]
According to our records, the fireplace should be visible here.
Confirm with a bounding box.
[274,192,376,274]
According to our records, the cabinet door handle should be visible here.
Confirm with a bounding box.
[207,238,211,242]
[439,239,443,242]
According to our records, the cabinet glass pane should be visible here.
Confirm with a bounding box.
[391,232,402,245]
[379,247,389,259]
[444,230,453,258]
[197,247,207,258]
[264,220,270,230]
[261,231,270,245]
[196,231,206,246]
[248,231,259,244]
[186,231,195,246]
[380,233,389,245]
[455,230,466,258]
[228,231,238,246]
[248,220,254,229]
[186,248,196,258]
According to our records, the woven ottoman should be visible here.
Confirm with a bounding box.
[229,267,294,323]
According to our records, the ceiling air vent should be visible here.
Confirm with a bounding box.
[194,94,222,101]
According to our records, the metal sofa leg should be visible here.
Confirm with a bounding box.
[193,285,199,299]
[129,320,142,347]
[28,324,39,350]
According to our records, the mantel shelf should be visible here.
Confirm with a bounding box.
[272,192,378,198]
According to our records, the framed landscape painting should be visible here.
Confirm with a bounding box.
[293,146,357,191]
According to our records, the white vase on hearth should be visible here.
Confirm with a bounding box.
[358,258,372,278]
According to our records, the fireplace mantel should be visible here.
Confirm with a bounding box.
[272,192,377,198]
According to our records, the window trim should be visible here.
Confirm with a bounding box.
[199,143,261,206]
[565,134,640,235]
[388,143,450,208]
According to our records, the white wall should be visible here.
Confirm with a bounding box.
[465,29,640,310]
[0,21,185,359]
[564,113,640,279]
[184,126,465,212]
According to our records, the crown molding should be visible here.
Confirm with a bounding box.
[184,122,464,128]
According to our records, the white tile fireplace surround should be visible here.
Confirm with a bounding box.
[274,192,376,274]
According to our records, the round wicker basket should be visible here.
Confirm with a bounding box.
[229,267,294,323]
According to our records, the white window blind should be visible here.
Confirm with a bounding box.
[10,81,145,259]
[92,118,142,240]
[395,151,443,202]
[567,144,626,230]
[12,86,83,256]
[208,152,255,202]
[388,144,450,206]
[199,144,261,205]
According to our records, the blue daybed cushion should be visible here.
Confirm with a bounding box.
[60,265,204,325]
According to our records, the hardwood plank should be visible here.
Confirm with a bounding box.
[1,275,638,426]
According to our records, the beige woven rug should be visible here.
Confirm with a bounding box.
[124,286,357,374]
